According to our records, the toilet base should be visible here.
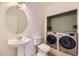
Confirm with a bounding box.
[36,49,48,56]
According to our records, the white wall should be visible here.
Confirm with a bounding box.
[45,2,79,55]
[0,3,45,55]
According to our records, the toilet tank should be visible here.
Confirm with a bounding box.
[32,36,42,46]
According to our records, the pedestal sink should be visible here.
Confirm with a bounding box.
[8,37,36,56]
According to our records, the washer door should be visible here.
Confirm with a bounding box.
[47,34,57,44]
[59,36,76,49]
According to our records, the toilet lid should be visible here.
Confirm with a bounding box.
[38,43,50,52]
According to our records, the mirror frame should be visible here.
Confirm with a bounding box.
[5,4,29,34]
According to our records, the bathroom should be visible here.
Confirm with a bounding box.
[0,2,79,56]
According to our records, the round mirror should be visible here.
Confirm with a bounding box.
[5,6,27,34]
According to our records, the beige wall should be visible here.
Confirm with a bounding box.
[45,2,79,55]
[25,2,45,41]
[45,2,79,16]
[0,3,17,56]
[0,3,45,56]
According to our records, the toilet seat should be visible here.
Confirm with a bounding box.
[38,43,50,52]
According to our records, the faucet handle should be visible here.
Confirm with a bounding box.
[17,36,22,40]
[19,36,22,39]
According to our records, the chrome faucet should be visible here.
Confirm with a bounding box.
[17,36,22,40]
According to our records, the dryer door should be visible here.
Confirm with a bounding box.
[59,36,76,49]
[47,34,57,44]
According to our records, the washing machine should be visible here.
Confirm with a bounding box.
[58,32,78,56]
[46,32,57,49]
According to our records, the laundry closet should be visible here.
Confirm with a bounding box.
[46,10,78,56]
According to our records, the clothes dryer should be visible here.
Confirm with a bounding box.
[58,32,78,56]
[47,32,57,49]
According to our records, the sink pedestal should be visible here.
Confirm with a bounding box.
[17,39,36,56]
[25,40,36,56]
[17,46,25,56]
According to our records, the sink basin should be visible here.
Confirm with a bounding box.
[8,38,31,47]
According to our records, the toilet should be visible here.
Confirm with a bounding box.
[32,35,50,56]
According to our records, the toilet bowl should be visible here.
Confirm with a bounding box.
[36,43,50,56]
[32,35,50,56]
